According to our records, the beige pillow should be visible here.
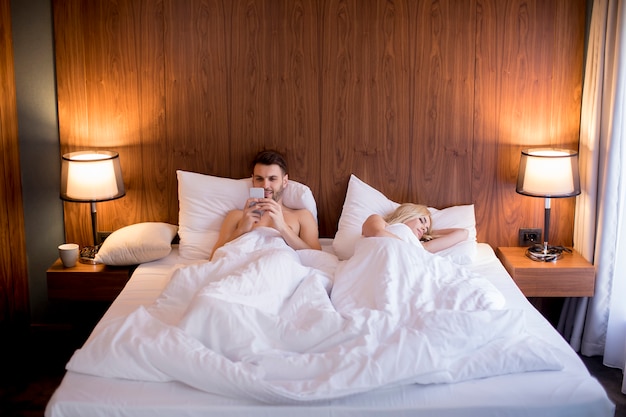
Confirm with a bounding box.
[94,222,178,265]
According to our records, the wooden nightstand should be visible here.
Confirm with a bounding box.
[47,258,134,302]
[495,246,595,297]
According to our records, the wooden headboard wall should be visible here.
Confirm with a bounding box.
[53,0,586,249]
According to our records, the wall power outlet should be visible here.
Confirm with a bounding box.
[97,231,112,244]
[518,228,542,246]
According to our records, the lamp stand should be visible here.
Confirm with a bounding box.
[525,197,571,262]
[79,202,101,264]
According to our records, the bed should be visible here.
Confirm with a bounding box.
[45,172,615,417]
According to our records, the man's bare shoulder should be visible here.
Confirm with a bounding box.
[222,209,244,223]
[283,206,316,222]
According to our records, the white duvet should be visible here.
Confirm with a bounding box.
[66,226,563,403]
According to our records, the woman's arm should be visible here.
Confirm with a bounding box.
[362,214,400,239]
[423,228,468,253]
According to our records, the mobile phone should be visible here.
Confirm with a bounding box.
[249,187,265,199]
[249,187,264,215]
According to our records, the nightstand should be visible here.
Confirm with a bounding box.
[47,258,134,302]
[495,246,595,297]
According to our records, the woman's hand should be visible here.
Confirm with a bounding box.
[423,228,468,253]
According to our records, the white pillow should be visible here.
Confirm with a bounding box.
[435,240,477,265]
[177,170,318,260]
[333,175,399,260]
[429,205,477,241]
[94,222,178,265]
[333,174,477,263]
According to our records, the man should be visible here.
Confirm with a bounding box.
[210,150,321,259]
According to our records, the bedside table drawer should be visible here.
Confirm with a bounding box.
[509,268,595,297]
[496,247,595,297]
[47,258,133,301]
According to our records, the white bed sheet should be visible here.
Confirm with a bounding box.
[45,242,615,417]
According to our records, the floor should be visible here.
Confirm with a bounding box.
[582,354,626,417]
[0,325,79,417]
[1,324,625,417]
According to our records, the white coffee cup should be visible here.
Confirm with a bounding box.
[58,243,79,267]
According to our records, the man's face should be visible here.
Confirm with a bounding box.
[252,164,287,202]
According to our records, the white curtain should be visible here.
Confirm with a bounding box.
[561,0,626,395]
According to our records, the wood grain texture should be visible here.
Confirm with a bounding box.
[82,0,150,232]
[547,0,585,246]
[473,0,585,247]
[473,0,500,244]
[0,0,30,323]
[496,246,595,297]
[52,0,587,247]
[498,0,558,247]
[230,0,321,221]
[132,0,170,222]
[409,0,475,208]
[164,0,230,218]
[320,0,411,235]
[54,0,90,245]
[47,258,132,301]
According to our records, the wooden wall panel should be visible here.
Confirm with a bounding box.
[409,0,476,208]
[496,0,559,247]
[320,0,411,236]
[53,0,587,248]
[164,0,230,218]
[82,0,151,232]
[0,0,29,323]
[132,0,169,223]
[230,0,321,209]
[473,0,500,245]
[54,0,90,245]
[547,0,586,246]
[472,0,585,247]
[55,0,169,244]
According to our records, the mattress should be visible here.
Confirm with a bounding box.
[45,242,615,417]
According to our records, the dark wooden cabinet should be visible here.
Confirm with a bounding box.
[47,259,133,302]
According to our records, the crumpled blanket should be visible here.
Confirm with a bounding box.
[66,226,563,403]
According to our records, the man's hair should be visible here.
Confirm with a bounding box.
[251,150,288,175]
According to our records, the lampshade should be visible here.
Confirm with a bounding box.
[516,148,581,198]
[60,150,125,262]
[60,151,125,202]
[516,148,581,262]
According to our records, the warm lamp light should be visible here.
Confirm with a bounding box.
[60,150,125,263]
[516,148,581,261]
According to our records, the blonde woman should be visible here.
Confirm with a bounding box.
[361,203,468,253]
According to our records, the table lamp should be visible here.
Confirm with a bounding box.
[516,148,581,262]
[60,150,125,263]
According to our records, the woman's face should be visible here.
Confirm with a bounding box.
[404,216,431,240]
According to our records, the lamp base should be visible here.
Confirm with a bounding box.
[525,244,572,262]
[79,245,102,264]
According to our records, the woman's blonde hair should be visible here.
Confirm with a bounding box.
[384,203,433,240]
